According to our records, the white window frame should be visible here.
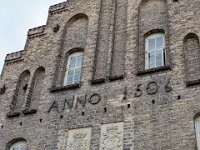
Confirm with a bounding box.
[64,52,83,86]
[10,141,27,150]
[195,117,200,150]
[145,33,165,69]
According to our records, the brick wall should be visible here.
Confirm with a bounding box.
[1,0,200,150]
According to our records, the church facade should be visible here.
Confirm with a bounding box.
[1,0,200,149]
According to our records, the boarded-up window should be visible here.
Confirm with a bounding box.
[26,67,45,109]
[13,70,30,111]
[184,33,200,83]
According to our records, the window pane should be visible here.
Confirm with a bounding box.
[196,120,200,150]
[156,36,164,48]
[67,76,73,85]
[74,74,81,82]
[148,38,155,51]
[156,50,163,67]
[64,52,84,86]
[149,52,155,69]
[76,56,83,67]
[68,70,74,76]
[75,68,81,75]
[69,57,76,68]
[20,147,27,150]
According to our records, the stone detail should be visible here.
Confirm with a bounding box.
[165,78,172,92]
[0,84,6,95]
[146,81,158,95]
[53,24,60,33]
[89,93,101,105]
[134,84,142,97]
[67,127,92,150]
[134,78,172,97]
[123,87,127,100]
[100,122,123,150]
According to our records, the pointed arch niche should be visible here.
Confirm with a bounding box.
[25,67,45,111]
[11,70,31,112]
[184,33,200,86]
[55,13,88,87]
[63,13,88,52]
[138,0,170,72]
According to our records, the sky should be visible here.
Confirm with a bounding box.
[0,0,64,73]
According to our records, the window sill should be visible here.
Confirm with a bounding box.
[50,83,80,93]
[91,78,106,85]
[108,75,124,81]
[186,80,200,87]
[137,65,171,76]
[91,75,125,85]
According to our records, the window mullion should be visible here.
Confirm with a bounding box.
[154,50,155,68]
[72,68,76,84]
[64,52,83,86]
[155,38,157,68]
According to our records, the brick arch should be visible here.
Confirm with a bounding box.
[137,0,169,72]
[184,33,199,43]
[62,13,89,52]
[55,14,88,87]
[25,67,45,110]
[65,13,88,27]
[183,33,200,85]
[144,29,165,38]
[194,112,200,120]
[138,0,168,36]
[6,138,27,150]
[11,70,31,111]
[66,47,84,56]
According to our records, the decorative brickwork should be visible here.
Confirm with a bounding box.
[1,0,200,149]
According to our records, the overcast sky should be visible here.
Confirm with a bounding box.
[0,0,64,73]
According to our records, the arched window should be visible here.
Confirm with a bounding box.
[145,33,165,69]
[10,141,27,150]
[195,117,200,149]
[64,52,83,85]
